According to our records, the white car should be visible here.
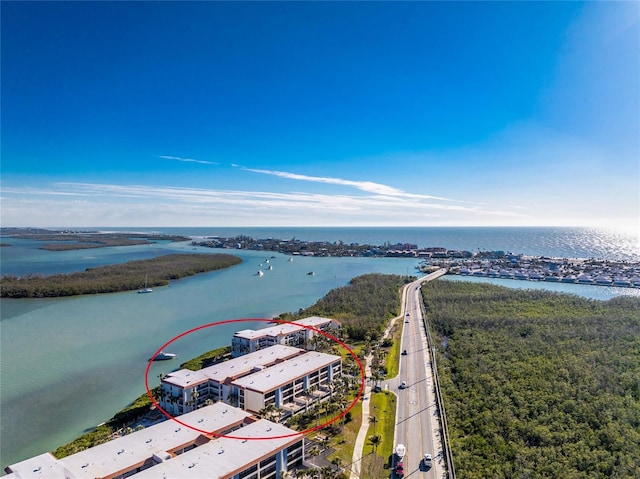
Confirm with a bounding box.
[423,453,432,467]
[400,381,407,389]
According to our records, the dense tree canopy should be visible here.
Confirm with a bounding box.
[422,281,640,478]
[0,253,242,298]
[279,273,409,340]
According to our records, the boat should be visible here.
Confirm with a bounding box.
[257,270,264,276]
[151,351,177,361]
[577,274,594,284]
[138,274,153,294]
[288,257,294,262]
[307,271,315,275]
[268,265,273,270]
[613,278,632,287]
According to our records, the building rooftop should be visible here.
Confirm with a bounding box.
[132,419,300,479]
[232,351,341,393]
[232,316,337,340]
[200,344,303,382]
[162,368,209,388]
[3,453,73,479]
[5,404,253,479]
[165,345,305,388]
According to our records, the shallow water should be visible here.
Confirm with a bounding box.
[1,227,638,467]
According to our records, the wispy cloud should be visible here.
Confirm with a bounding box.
[160,155,218,165]
[5,182,522,218]
[240,167,457,202]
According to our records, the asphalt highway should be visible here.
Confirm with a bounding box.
[390,270,446,478]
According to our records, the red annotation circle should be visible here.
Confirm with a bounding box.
[145,318,365,440]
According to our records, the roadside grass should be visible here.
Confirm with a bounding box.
[384,321,402,379]
[361,390,397,477]
[364,390,396,458]
[325,399,363,470]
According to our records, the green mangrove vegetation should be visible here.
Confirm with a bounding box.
[278,273,410,341]
[180,345,232,371]
[422,280,640,478]
[4,229,190,250]
[0,253,242,298]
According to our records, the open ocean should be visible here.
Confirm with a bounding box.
[1,226,639,469]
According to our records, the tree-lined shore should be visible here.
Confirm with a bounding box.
[0,253,242,298]
[0,228,190,250]
[423,281,640,478]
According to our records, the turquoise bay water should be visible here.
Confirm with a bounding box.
[1,241,419,468]
[1,227,638,468]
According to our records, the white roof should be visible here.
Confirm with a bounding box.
[12,404,252,479]
[4,453,75,479]
[163,369,209,388]
[133,419,300,479]
[232,351,341,393]
[232,328,269,340]
[233,317,336,340]
[164,345,303,388]
[198,345,303,383]
[63,404,251,478]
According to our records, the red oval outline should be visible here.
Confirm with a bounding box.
[145,318,365,440]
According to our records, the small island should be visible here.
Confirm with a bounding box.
[0,253,242,298]
[0,227,191,251]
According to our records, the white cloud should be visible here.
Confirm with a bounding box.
[1,181,526,227]
[240,167,457,202]
[159,155,218,165]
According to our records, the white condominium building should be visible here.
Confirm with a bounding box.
[4,404,303,479]
[160,345,305,416]
[133,419,303,479]
[160,346,342,421]
[231,316,340,357]
[233,351,342,418]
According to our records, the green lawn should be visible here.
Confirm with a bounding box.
[364,390,396,458]
[361,390,397,477]
[384,321,402,379]
[325,399,363,469]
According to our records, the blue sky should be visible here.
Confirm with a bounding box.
[1,1,638,231]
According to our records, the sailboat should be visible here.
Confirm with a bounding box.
[138,274,153,293]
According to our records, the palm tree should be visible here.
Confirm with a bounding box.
[369,415,377,435]
[368,434,381,455]
[308,445,321,467]
[260,403,277,420]
[190,389,200,410]
[279,469,292,479]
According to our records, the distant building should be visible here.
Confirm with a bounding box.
[231,316,340,357]
[4,404,303,479]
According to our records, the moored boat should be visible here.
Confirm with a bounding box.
[138,274,153,293]
[150,351,177,361]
